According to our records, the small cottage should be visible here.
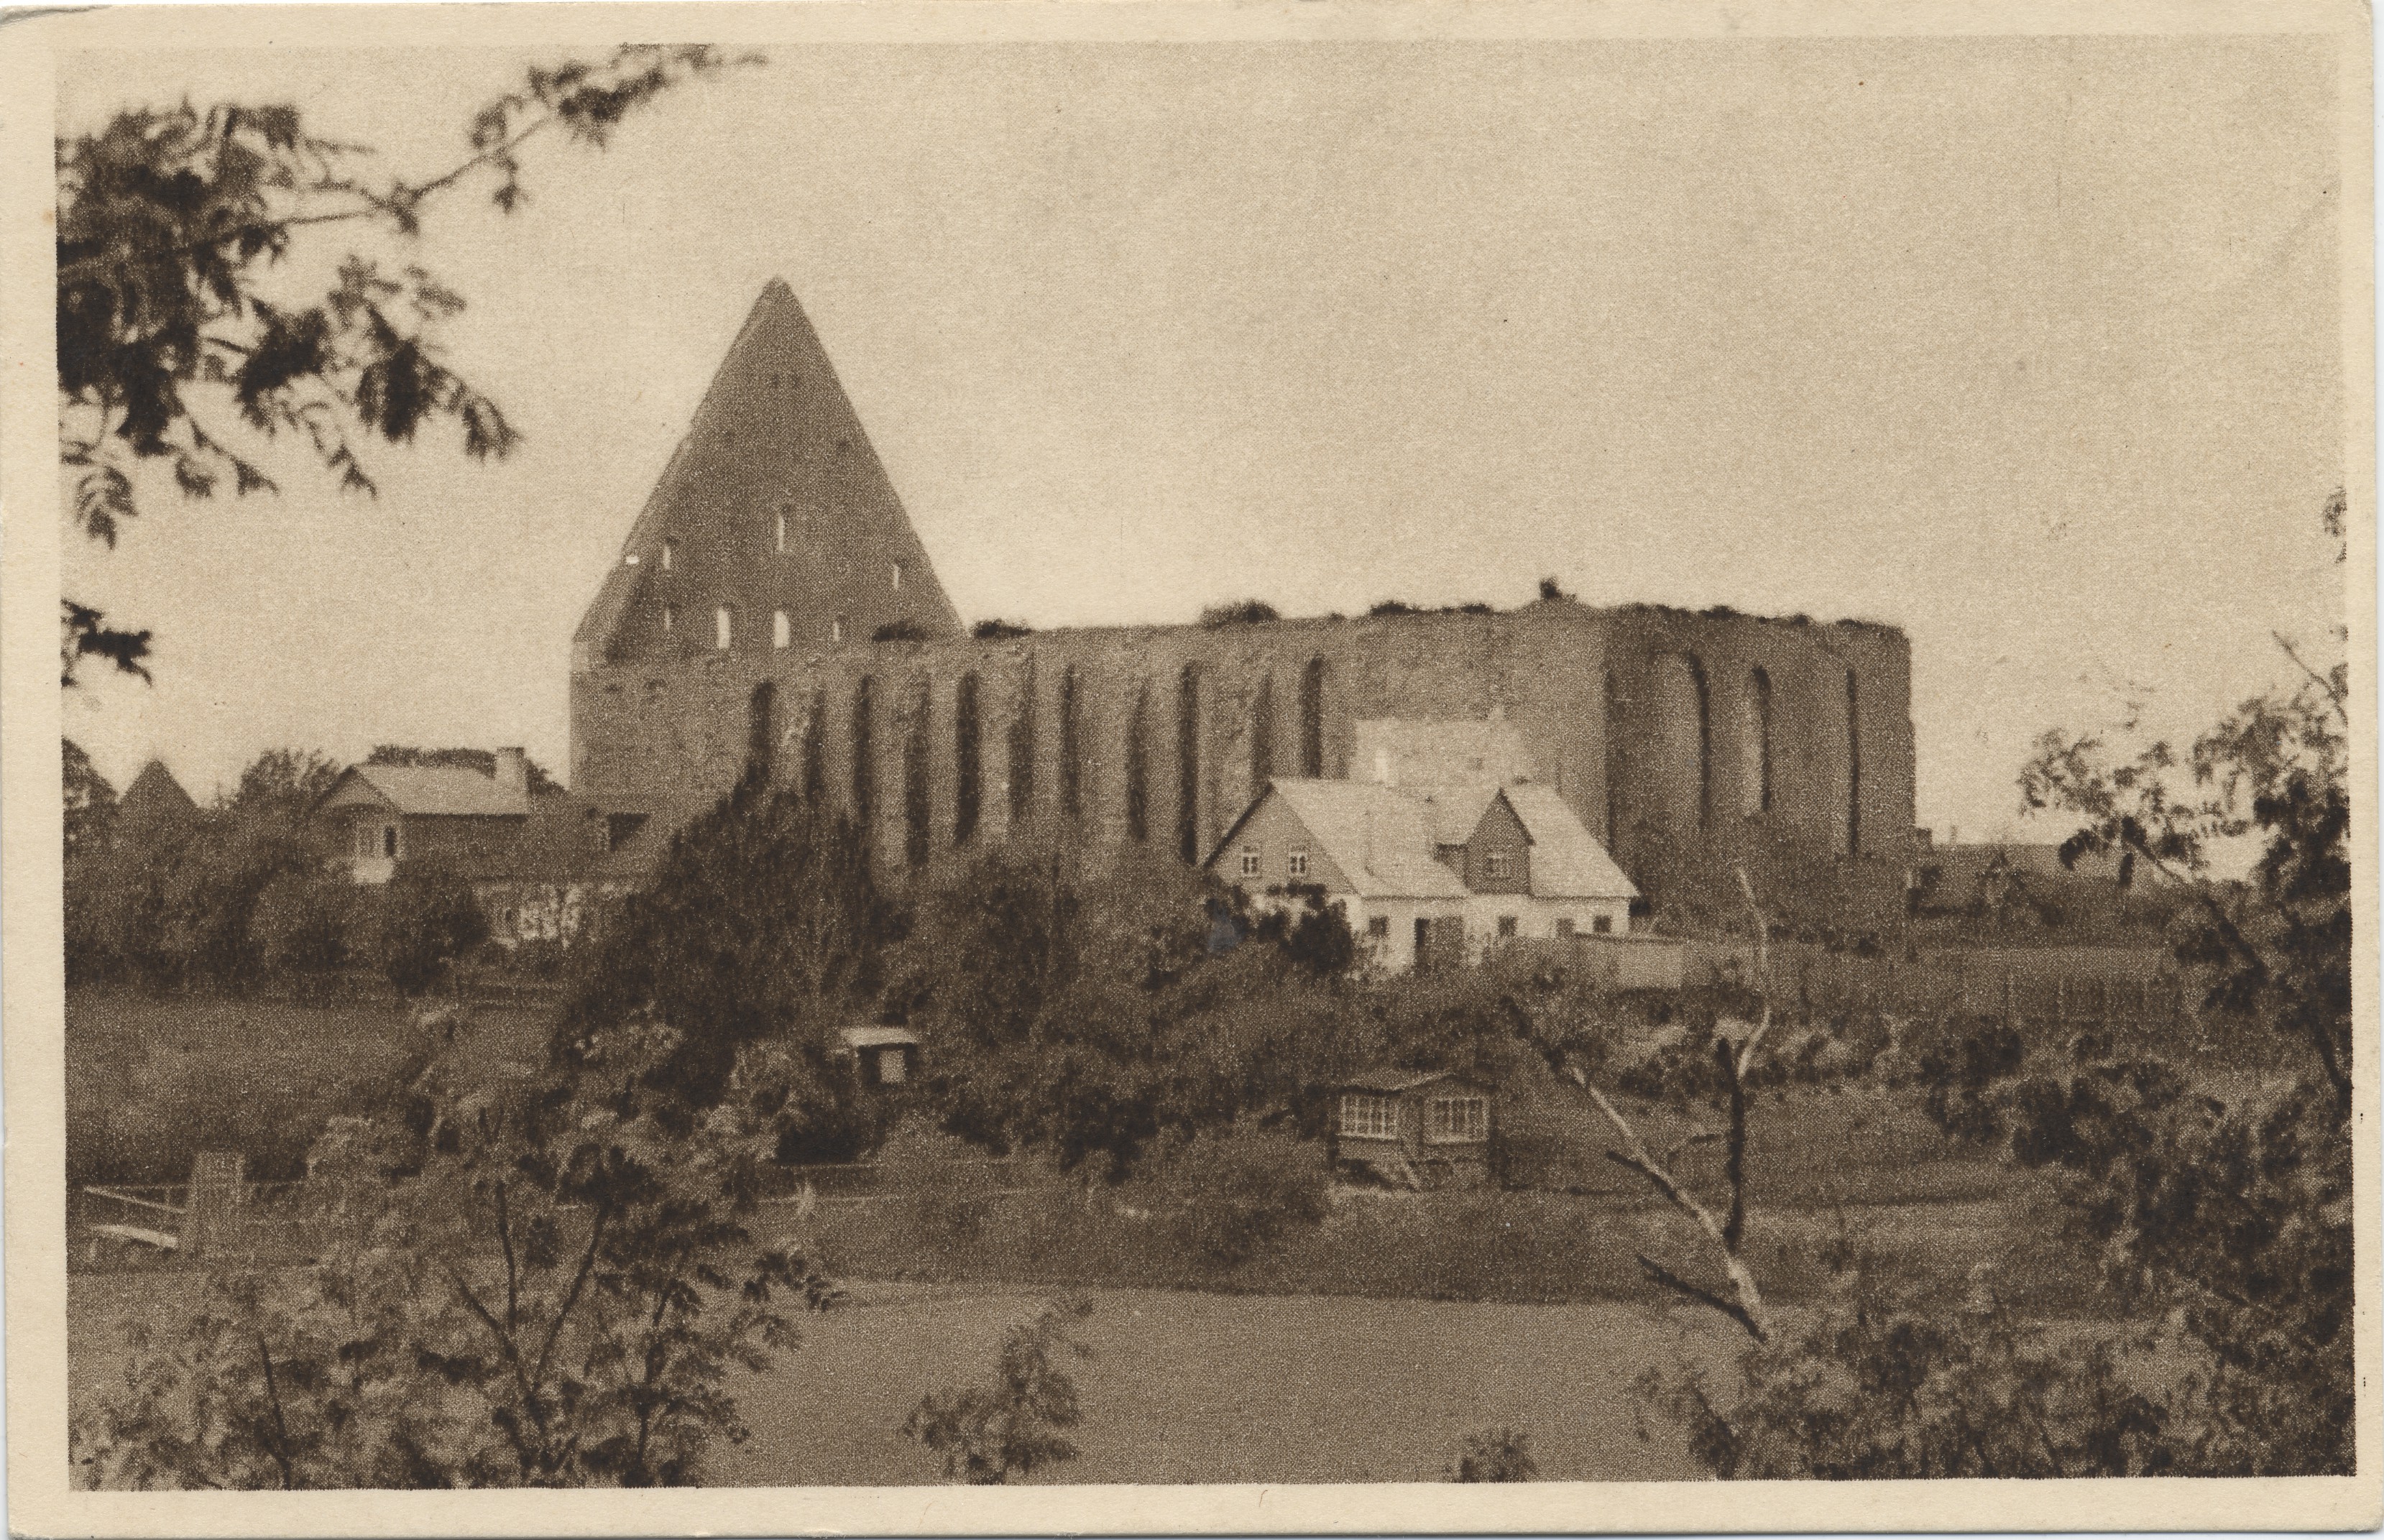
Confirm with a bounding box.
[1328,1069,1497,1189]
[839,1025,921,1087]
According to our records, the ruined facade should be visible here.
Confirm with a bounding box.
[571,282,1916,898]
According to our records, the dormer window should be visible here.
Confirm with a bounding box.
[714,607,734,650]
[1486,852,1512,880]
[773,609,791,649]
[661,538,677,571]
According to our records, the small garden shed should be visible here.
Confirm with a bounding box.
[839,1025,921,1087]
[1328,1069,1496,1189]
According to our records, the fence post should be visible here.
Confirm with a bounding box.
[181,1151,245,1259]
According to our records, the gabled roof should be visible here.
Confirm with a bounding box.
[117,759,198,824]
[1243,780,1470,899]
[1338,1067,1488,1094]
[319,764,533,819]
[1412,783,1498,847]
[1499,782,1639,901]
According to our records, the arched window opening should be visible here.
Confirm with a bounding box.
[1126,684,1150,842]
[1740,666,1773,816]
[775,510,788,554]
[800,688,827,803]
[714,606,734,651]
[891,561,905,591]
[746,681,776,780]
[773,610,791,650]
[661,538,676,571]
[661,604,676,637]
[903,680,932,869]
[1299,657,1327,778]
[1008,663,1037,821]
[850,676,875,831]
[831,616,845,645]
[1248,673,1275,794]
[1176,664,1202,864]
[1845,668,1863,855]
[1059,665,1083,819]
[954,673,982,846]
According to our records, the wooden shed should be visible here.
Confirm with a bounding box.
[1327,1069,1496,1189]
[839,1025,921,1087]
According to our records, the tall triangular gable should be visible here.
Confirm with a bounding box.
[574,279,962,670]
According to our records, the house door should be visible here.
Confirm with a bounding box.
[1414,917,1433,974]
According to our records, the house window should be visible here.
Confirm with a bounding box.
[1288,847,1310,879]
[891,561,904,590]
[773,609,792,650]
[381,825,398,859]
[1593,915,1614,934]
[1367,916,1390,939]
[1486,852,1512,880]
[501,907,519,939]
[1496,916,1518,938]
[661,538,676,571]
[1427,1095,1488,1143]
[714,607,734,650]
[1240,846,1261,877]
[1340,1094,1399,1140]
[1555,918,1575,939]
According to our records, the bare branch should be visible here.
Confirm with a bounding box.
[1579,1074,1771,1340]
[1636,1254,1767,1344]
[2272,630,2349,724]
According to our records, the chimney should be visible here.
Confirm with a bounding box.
[494,747,529,794]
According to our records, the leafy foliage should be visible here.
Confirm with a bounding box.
[63,738,119,861]
[1196,599,1281,627]
[369,857,491,996]
[222,747,342,823]
[970,618,1033,640]
[1450,1426,1538,1482]
[366,744,562,796]
[1143,1122,1331,1270]
[73,1019,839,1488]
[901,1296,1093,1483]
[56,48,753,682]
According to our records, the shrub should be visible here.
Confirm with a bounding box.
[872,619,932,642]
[73,1020,842,1489]
[901,1295,1093,1483]
[970,619,1031,640]
[365,858,489,996]
[1148,1123,1330,1271]
[1197,599,1279,628]
[1450,1426,1537,1481]
[249,866,359,986]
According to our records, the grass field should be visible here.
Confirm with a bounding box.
[67,1271,1729,1484]
[66,990,546,1186]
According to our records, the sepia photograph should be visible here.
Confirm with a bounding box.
[3,0,2375,1532]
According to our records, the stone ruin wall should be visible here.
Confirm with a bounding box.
[570,601,1914,897]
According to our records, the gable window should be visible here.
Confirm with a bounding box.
[661,538,676,571]
[1239,845,1261,877]
[1485,852,1512,880]
[1287,846,1310,879]
[1339,1094,1398,1140]
[773,609,792,650]
[1427,1095,1488,1143]
[1496,916,1518,938]
[714,607,734,650]
[1367,916,1391,939]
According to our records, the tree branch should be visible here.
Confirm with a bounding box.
[1635,1253,1767,1344]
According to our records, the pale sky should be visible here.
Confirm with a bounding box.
[59,37,2348,839]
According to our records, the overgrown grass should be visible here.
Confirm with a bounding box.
[65,990,546,1186]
